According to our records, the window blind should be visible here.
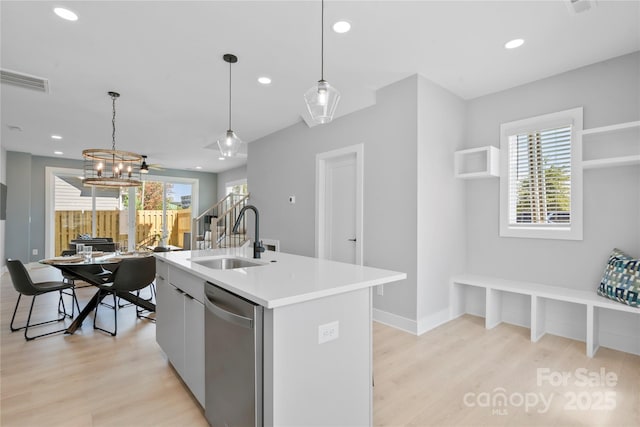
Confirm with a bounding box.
[508,125,572,225]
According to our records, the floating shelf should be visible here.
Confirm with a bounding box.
[581,120,640,135]
[454,146,499,179]
[581,120,639,169]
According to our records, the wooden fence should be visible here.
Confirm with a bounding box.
[54,209,192,255]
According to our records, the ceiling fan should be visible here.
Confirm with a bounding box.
[140,155,164,173]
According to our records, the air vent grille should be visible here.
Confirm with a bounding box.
[1,69,49,93]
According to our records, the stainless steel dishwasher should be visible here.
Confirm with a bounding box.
[204,282,263,427]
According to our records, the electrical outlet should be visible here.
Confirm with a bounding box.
[32,249,38,256]
[377,285,384,296]
[318,321,339,344]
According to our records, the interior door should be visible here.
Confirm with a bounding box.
[324,153,357,264]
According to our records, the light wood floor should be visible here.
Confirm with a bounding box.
[1,265,638,426]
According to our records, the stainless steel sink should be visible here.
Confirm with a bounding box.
[191,257,265,270]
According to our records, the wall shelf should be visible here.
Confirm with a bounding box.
[454,146,499,179]
[581,120,640,135]
[581,120,640,169]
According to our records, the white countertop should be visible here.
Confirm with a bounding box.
[154,248,407,309]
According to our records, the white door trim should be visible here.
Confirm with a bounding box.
[45,166,83,258]
[315,144,364,265]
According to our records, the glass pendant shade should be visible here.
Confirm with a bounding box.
[217,129,242,158]
[304,80,340,124]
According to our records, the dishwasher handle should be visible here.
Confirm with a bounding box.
[204,293,254,329]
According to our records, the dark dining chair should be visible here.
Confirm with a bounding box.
[93,256,156,336]
[7,259,80,341]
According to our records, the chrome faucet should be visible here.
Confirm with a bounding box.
[232,205,265,259]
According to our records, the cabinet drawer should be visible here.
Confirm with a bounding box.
[169,266,205,303]
[156,258,169,281]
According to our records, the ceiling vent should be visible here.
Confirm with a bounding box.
[565,0,598,14]
[1,69,49,93]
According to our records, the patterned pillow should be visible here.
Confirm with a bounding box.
[597,248,640,308]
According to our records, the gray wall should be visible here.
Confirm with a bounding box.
[5,152,218,263]
[465,52,640,289]
[5,152,32,264]
[216,164,247,200]
[249,76,419,320]
[1,147,7,269]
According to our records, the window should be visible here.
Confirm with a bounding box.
[225,178,248,196]
[500,108,583,240]
[46,167,198,257]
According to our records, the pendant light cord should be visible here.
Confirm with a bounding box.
[111,94,117,150]
[228,59,232,130]
[321,0,324,81]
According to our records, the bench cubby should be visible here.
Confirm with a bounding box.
[451,274,640,357]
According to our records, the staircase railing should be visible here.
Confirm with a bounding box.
[191,193,249,250]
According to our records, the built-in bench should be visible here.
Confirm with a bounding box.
[450,274,640,358]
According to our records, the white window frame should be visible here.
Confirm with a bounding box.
[499,107,583,240]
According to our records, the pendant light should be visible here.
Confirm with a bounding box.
[82,92,142,187]
[217,53,242,158]
[304,0,340,124]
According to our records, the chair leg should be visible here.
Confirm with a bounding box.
[93,290,117,337]
[135,286,156,322]
[21,295,70,341]
[10,294,23,332]
[58,290,70,319]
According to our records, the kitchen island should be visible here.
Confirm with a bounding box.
[154,247,406,426]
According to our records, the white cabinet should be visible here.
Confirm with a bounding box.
[155,259,205,407]
[183,295,205,404]
[156,279,186,372]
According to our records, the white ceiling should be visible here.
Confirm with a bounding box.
[1,0,638,173]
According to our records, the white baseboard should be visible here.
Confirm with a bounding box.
[417,308,451,335]
[373,307,453,336]
[373,308,418,335]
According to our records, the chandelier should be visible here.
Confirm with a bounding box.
[82,91,142,187]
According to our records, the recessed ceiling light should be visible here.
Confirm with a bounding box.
[53,7,78,21]
[258,76,272,85]
[51,134,62,140]
[332,21,351,34]
[195,166,202,170]
[504,38,525,49]
[54,151,64,155]
[218,157,225,161]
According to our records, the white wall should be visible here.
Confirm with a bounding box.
[248,76,419,321]
[416,75,467,332]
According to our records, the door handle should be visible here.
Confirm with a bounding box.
[347,238,357,242]
[204,295,254,329]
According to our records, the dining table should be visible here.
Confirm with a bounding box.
[40,252,156,334]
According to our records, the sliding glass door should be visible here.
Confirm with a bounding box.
[46,167,198,257]
[135,178,195,249]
